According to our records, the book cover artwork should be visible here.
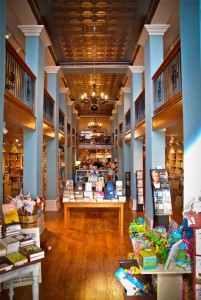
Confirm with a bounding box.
[150,169,172,216]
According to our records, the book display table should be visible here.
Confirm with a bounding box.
[63,201,124,235]
[138,262,191,300]
[0,260,42,300]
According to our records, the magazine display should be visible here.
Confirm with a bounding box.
[150,169,172,216]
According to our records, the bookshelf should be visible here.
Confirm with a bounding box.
[8,152,23,197]
[136,170,144,211]
[58,147,65,199]
[75,169,108,185]
[166,149,183,176]
[43,138,47,200]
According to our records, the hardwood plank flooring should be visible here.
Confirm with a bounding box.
[0,198,182,300]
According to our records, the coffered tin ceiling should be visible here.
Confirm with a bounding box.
[27,0,160,116]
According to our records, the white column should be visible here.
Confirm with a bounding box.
[129,66,144,211]
[142,24,170,228]
[45,66,61,211]
[19,25,51,198]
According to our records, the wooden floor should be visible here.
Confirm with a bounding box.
[1,196,182,300]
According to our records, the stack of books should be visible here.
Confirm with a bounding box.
[12,232,35,247]
[0,255,14,271]
[0,236,20,254]
[4,223,22,237]
[19,244,45,262]
[0,241,7,256]
[74,191,83,201]
[6,251,28,266]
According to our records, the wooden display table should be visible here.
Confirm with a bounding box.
[138,261,191,300]
[63,201,124,235]
[0,260,42,300]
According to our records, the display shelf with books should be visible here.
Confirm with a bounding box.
[58,146,65,200]
[1,227,43,289]
[7,152,23,197]
[136,170,144,212]
[168,150,183,176]
[150,168,172,229]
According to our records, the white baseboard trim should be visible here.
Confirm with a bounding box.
[37,213,46,234]
[144,213,153,231]
[45,197,61,211]
[129,197,137,210]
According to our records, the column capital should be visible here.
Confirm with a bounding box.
[18,25,51,48]
[145,24,170,36]
[129,66,145,73]
[121,87,130,93]
[59,87,69,94]
[138,24,170,46]
[45,66,63,79]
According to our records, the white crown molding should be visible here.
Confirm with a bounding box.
[45,66,63,79]
[145,24,170,36]
[18,25,51,48]
[59,87,69,94]
[121,87,130,93]
[138,24,170,46]
[129,66,145,73]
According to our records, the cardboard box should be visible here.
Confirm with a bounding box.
[119,260,157,300]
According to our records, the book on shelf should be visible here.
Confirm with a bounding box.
[0,255,14,271]
[2,203,20,225]
[6,223,21,232]
[29,253,45,262]
[0,242,7,256]
[6,252,28,266]
[12,233,35,246]
[19,244,44,259]
[116,181,123,191]
[1,236,20,254]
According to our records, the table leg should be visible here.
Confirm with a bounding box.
[8,279,14,300]
[157,274,182,300]
[64,204,67,225]
[67,207,70,227]
[120,204,124,235]
[32,265,40,300]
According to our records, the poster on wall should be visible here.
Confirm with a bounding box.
[150,169,172,216]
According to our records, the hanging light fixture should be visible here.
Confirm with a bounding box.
[81,26,108,112]
[88,118,102,132]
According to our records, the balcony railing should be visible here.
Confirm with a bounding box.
[59,109,65,132]
[153,42,182,110]
[5,41,36,111]
[78,134,112,147]
[43,90,54,124]
[135,91,145,125]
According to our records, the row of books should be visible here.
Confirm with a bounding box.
[63,195,126,203]
[0,244,44,272]
[0,230,37,255]
[63,181,126,202]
